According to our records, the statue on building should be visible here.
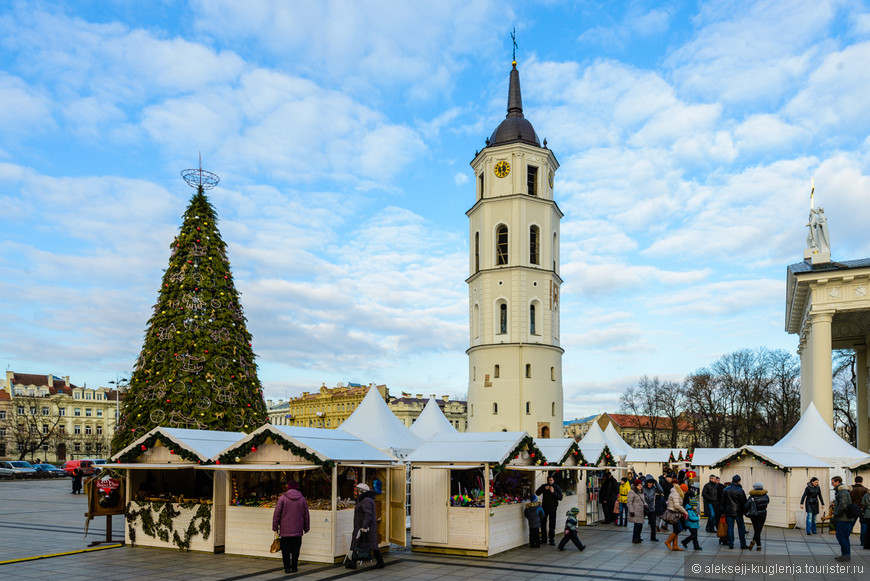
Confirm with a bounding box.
[806,207,830,255]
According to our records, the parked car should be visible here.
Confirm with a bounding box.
[61,459,99,476]
[0,461,39,479]
[83,459,106,474]
[33,463,67,478]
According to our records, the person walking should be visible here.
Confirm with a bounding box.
[618,477,630,527]
[831,475,853,562]
[535,475,563,545]
[72,467,83,494]
[722,475,749,549]
[746,482,769,551]
[702,475,720,533]
[557,507,586,551]
[523,495,545,548]
[860,486,870,550]
[271,481,310,574]
[800,477,825,535]
[680,505,702,550]
[642,476,661,542]
[627,478,647,543]
[346,483,385,570]
[851,476,868,546]
[664,481,688,551]
[599,471,618,525]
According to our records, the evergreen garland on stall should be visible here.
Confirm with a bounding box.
[596,445,617,467]
[115,432,204,464]
[112,183,267,451]
[558,442,589,466]
[215,431,335,469]
[710,448,790,473]
[495,435,547,472]
[126,500,212,550]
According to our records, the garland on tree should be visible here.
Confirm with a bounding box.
[112,178,268,452]
[215,431,335,469]
[557,442,589,466]
[595,445,616,467]
[495,435,547,472]
[115,432,204,465]
[710,448,790,473]
[125,500,212,550]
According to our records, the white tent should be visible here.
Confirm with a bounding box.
[604,423,632,455]
[408,397,458,441]
[774,402,870,470]
[579,421,629,463]
[338,387,422,459]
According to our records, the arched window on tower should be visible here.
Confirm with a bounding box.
[496,225,509,265]
[473,303,480,340]
[530,304,536,335]
[525,364,531,378]
[499,302,507,334]
[493,402,498,415]
[474,232,480,272]
[525,401,531,415]
[530,225,539,265]
[494,364,500,378]
[553,232,558,272]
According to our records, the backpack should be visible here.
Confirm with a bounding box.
[846,503,862,519]
[654,494,666,516]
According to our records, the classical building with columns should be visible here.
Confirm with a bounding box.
[786,223,870,451]
[466,59,563,437]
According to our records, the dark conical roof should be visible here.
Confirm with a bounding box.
[488,62,540,147]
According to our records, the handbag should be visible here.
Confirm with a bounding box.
[662,509,680,525]
[717,515,727,538]
[270,535,281,553]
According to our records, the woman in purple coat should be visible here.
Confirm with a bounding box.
[346,483,385,569]
[272,481,310,574]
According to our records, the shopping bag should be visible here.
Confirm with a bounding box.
[717,515,727,538]
[270,535,281,553]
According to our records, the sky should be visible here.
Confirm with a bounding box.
[2,0,870,421]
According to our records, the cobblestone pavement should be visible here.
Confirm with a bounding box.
[2,479,868,580]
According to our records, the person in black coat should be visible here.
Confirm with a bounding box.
[722,475,749,549]
[535,475,564,545]
[746,482,770,551]
[599,471,619,525]
[72,467,83,494]
[701,475,721,532]
[799,477,825,534]
[346,483,384,570]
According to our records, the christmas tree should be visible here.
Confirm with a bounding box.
[112,167,267,451]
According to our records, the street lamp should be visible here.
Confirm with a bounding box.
[108,377,128,456]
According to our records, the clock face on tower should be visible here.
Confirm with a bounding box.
[494,160,510,178]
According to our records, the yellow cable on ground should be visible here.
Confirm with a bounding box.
[0,543,123,565]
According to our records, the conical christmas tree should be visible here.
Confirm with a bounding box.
[112,169,267,451]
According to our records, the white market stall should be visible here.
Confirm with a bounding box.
[112,427,244,552]
[338,387,422,459]
[707,445,830,528]
[406,431,548,556]
[210,425,405,563]
[408,397,458,441]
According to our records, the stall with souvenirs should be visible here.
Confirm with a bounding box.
[209,425,404,563]
[534,438,593,518]
[405,431,549,556]
[112,427,245,552]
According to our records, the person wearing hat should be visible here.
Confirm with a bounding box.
[642,476,662,542]
[523,495,545,548]
[722,475,749,549]
[272,481,310,574]
[745,482,769,551]
[557,507,586,551]
[346,483,385,569]
[626,478,647,544]
[702,475,721,533]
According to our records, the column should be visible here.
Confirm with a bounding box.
[857,345,869,452]
[808,312,834,427]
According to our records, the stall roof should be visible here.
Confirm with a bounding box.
[405,431,531,464]
[579,422,629,458]
[408,397,458,441]
[690,448,738,467]
[111,426,246,463]
[603,423,632,454]
[338,387,422,459]
[219,425,397,463]
[774,402,870,467]
[724,445,831,469]
[533,438,575,464]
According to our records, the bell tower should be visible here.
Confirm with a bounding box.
[466,59,563,437]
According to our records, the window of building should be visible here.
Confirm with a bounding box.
[529,225,539,265]
[527,166,538,196]
[85,443,92,452]
[42,424,49,434]
[474,232,480,272]
[525,364,531,378]
[493,403,498,415]
[30,425,37,434]
[551,367,555,381]
[0,411,5,420]
[478,173,484,200]
[496,225,508,265]
[85,392,92,400]
[74,392,80,399]
[499,303,507,334]
[30,406,37,415]
[96,409,102,418]
[85,409,92,417]
[85,425,92,435]
[74,425,81,435]
[96,425,103,436]
[41,407,49,416]
[58,425,65,434]
[526,401,531,415]
[0,428,5,437]
[74,408,81,417]
[530,304,536,335]
[59,408,65,416]
[552,402,556,417]
[74,443,81,452]
[17,406,24,415]
[96,443,103,453]
[18,443,25,452]
[494,364,500,378]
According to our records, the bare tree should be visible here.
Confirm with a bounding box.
[683,370,730,448]
[0,395,63,461]
[658,380,687,448]
[619,376,666,447]
[832,350,857,445]
[762,349,801,442]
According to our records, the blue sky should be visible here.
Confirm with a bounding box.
[2,0,870,420]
